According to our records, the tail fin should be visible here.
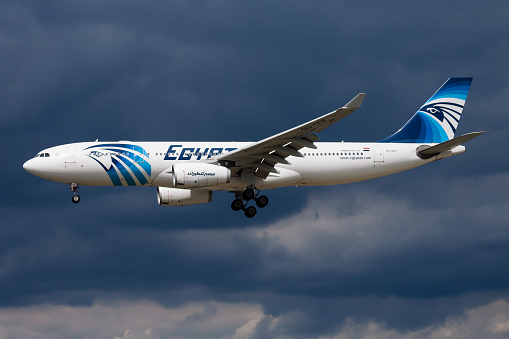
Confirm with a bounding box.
[378,77,473,143]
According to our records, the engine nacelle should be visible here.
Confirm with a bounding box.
[157,187,212,206]
[172,163,231,188]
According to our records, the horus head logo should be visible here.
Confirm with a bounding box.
[419,101,463,134]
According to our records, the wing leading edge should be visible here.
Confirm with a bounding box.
[213,93,366,179]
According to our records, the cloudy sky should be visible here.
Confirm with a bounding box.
[2,0,509,338]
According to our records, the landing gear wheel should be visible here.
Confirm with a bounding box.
[231,199,244,211]
[70,183,80,204]
[244,205,257,218]
[242,188,255,201]
[256,195,269,208]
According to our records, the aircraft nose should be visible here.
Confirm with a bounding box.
[23,159,40,175]
[23,159,32,172]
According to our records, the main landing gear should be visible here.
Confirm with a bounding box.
[70,183,80,204]
[231,186,269,218]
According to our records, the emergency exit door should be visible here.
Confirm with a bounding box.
[65,147,76,163]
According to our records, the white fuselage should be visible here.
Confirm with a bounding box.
[21,78,479,216]
[23,141,465,191]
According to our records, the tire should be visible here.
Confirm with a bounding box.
[231,199,243,211]
[242,188,255,201]
[256,195,269,208]
[244,206,257,218]
[72,195,80,204]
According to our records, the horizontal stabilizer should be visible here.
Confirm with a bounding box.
[418,131,486,157]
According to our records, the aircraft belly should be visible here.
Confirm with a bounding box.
[209,167,303,191]
[295,159,376,186]
[256,168,303,189]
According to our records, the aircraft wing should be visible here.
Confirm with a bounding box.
[213,93,365,178]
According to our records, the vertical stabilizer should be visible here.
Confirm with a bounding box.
[378,77,473,143]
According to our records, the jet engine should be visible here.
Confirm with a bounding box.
[172,163,231,188]
[157,187,212,206]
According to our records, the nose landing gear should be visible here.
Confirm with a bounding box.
[230,187,269,218]
[70,183,80,204]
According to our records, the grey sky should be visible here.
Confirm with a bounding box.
[1,0,508,338]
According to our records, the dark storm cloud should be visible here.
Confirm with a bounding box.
[1,0,509,338]
[2,175,508,323]
[3,0,507,141]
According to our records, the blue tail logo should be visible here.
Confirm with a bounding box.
[379,77,473,143]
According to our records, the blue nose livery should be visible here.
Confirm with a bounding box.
[84,143,152,186]
[23,78,485,218]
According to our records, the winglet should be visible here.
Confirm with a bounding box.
[344,93,366,109]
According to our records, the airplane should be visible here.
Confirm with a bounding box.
[23,77,485,218]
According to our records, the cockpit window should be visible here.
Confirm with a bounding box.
[36,153,50,158]
[44,153,50,157]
